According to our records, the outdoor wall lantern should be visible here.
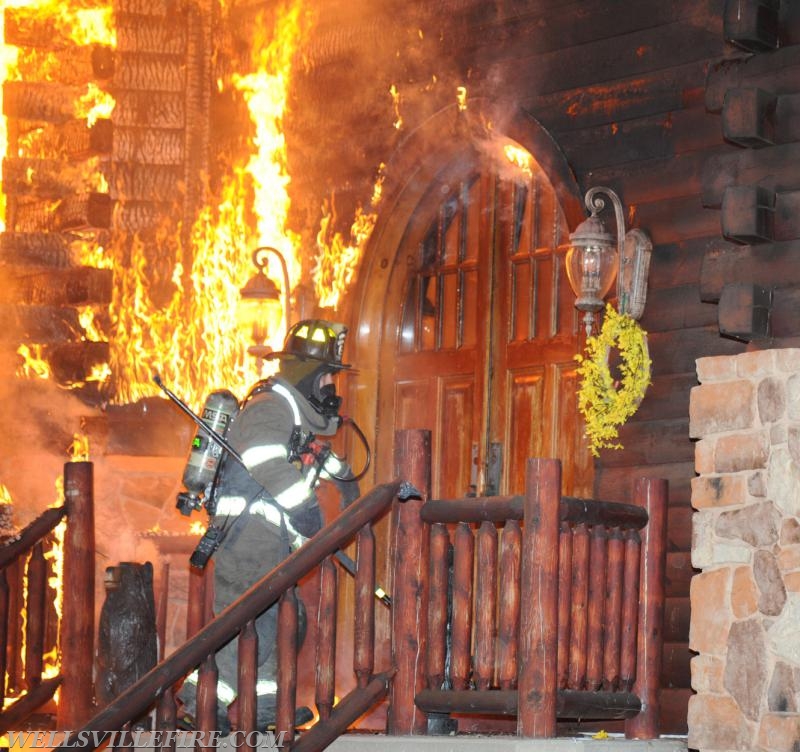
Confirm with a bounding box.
[238,245,290,359]
[566,186,652,335]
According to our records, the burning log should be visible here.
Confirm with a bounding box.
[0,305,83,343]
[12,193,112,233]
[114,54,186,92]
[113,202,177,233]
[3,81,82,124]
[113,163,184,202]
[112,91,184,129]
[11,45,114,86]
[113,127,185,165]
[2,266,112,306]
[0,232,74,267]
[116,14,187,55]
[14,119,112,161]
[44,341,111,384]
[3,157,108,200]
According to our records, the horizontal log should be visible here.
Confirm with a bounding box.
[421,495,648,529]
[558,107,722,174]
[112,201,178,232]
[627,372,696,424]
[111,163,184,202]
[721,185,775,243]
[3,81,80,123]
[415,688,641,719]
[116,14,187,55]
[113,53,186,93]
[647,236,726,291]
[700,239,800,301]
[14,119,112,161]
[2,266,112,306]
[603,418,693,468]
[4,7,114,58]
[12,194,112,233]
[664,598,691,642]
[3,157,108,199]
[640,285,717,333]
[723,0,780,52]
[0,304,82,343]
[485,20,723,101]
[706,46,800,112]
[531,58,710,135]
[0,232,74,267]
[665,551,693,598]
[581,147,728,209]
[722,87,777,147]
[45,342,110,385]
[11,44,114,86]
[597,462,695,510]
[774,93,800,143]
[113,127,184,165]
[112,91,184,128]
[774,190,800,241]
[647,325,745,376]
[702,143,800,208]
[659,687,691,734]
[661,641,691,688]
[631,194,721,246]
[115,0,171,15]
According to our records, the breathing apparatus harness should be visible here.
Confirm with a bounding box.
[154,373,372,570]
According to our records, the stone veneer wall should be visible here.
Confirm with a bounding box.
[688,349,800,752]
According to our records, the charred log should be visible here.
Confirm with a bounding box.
[113,127,184,165]
[112,163,184,202]
[114,53,185,92]
[3,157,108,200]
[116,14,187,55]
[44,341,110,384]
[112,202,179,233]
[1,266,112,306]
[0,304,83,344]
[10,45,114,86]
[2,81,81,124]
[0,232,74,267]
[12,119,112,161]
[112,91,184,129]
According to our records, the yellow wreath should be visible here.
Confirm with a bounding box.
[575,304,651,456]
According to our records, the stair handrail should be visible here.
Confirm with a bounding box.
[56,478,411,752]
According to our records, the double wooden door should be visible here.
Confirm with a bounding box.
[387,161,592,498]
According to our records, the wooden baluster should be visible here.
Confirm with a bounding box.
[58,460,95,729]
[496,519,520,690]
[603,527,625,690]
[156,560,170,663]
[556,521,573,690]
[0,568,8,708]
[426,523,450,690]
[25,541,46,690]
[388,428,430,735]
[196,567,218,744]
[237,621,258,741]
[473,521,497,690]
[449,522,474,692]
[156,686,178,752]
[619,529,642,691]
[625,478,667,740]
[354,526,376,689]
[586,525,608,691]
[316,557,337,722]
[186,565,207,640]
[7,558,22,696]
[518,458,560,738]
[276,587,299,742]
[568,523,590,690]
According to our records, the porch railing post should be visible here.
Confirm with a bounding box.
[388,428,430,735]
[517,457,560,738]
[58,461,95,730]
[625,477,667,740]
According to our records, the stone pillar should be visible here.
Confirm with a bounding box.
[688,349,800,752]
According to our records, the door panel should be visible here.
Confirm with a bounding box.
[390,153,591,499]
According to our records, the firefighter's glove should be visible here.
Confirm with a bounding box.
[287,499,323,540]
[301,439,330,468]
[336,477,361,508]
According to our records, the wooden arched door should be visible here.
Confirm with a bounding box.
[374,147,592,498]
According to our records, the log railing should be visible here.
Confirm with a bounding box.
[54,478,411,752]
[0,461,95,733]
[390,436,668,740]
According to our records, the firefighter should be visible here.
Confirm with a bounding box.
[178,319,359,732]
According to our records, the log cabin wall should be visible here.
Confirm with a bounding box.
[289,0,800,734]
